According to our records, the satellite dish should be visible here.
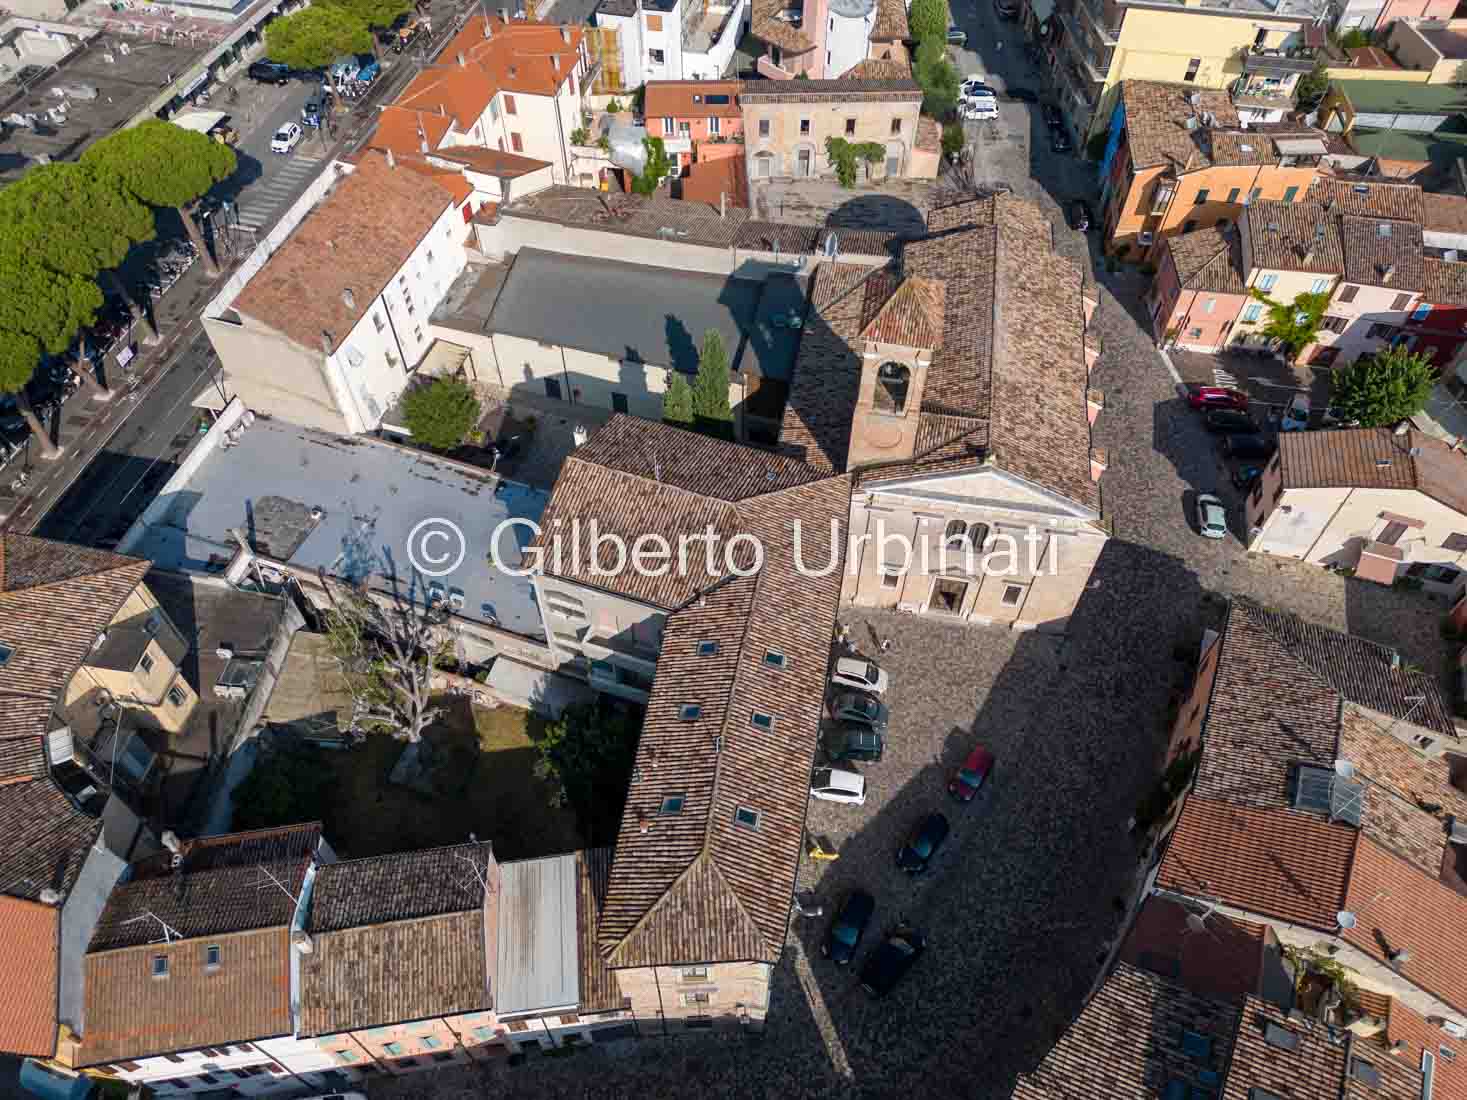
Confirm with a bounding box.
[1335,759,1357,779]
[1186,913,1209,933]
[1336,910,1358,930]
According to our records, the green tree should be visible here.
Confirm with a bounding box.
[907,0,949,43]
[533,703,640,843]
[662,372,694,425]
[1330,344,1438,427]
[941,121,965,159]
[914,37,960,118]
[1294,61,1329,110]
[691,328,733,435]
[264,4,373,73]
[1338,27,1371,49]
[327,0,410,30]
[84,120,236,277]
[400,377,482,451]
[825,136,884,187]
[631,136,673,195]
[1257,288,1328,360]
[0,330,56,459]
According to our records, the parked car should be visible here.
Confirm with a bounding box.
[1231,464,1265,491]
[833,691,888,730]
[948,744,995,803]
[1203,408,1257,434]
[1042,103,1064,129]
[0,396,26,434]
[829,725,884,763]
[270,122,303,154]
[822,889,875,964]
[301,95,324,127]
[946,25,968,44]
[1223,433,1276,461]
[1050,127,1073,154]
[961,76,988,96]
[831,657,888,696]
[859,925,927,997]
[896,812,950,874]
[1280,392,1311,431]
[1187,386,1248,412]
[811,766,867,805]
[1007,87,1038,102]
[247,60,292,84]
[1195,493,1227,539]
[1068,199,1092,232]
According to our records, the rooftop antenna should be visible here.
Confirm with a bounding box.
[254,863,300,907]
[121,910,183,944]
[1335,910,1358,933]
[453,845,491,895]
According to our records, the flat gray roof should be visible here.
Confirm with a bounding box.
[496,853,579,1016]
[487,248,804,381]
[123,418,547,639]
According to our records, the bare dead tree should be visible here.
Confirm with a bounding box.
[319,570,450,744]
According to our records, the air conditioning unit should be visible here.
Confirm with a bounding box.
[216,645,234,660]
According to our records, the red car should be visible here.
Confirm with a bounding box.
[948,744,995,802]
[1187,386,1248,412]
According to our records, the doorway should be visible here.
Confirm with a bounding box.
[929,578,967,616]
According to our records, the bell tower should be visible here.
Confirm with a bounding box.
[846,276,945,469]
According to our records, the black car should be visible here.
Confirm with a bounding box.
[1204,408,1258,434]
[1069,199,1093,232]
[1007,87,1038,102]
[896,812,950,874]
[822,889,875,965]
[1223,433,1277,461]
[829,725,884,763]
[995,0,1019,18]
[247,60,291,85]
[859,925,927,997]
[1051,127,1073,154]
[1042,103,1064,129]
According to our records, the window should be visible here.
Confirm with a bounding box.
[890,117,902,135]
[1391,293,1412,311]
[931,577,967,614]
[138,652,154,675]
[503,94,517,115]
[1443,533,1467,553]
[507,1020,529,1033]
[734,806,760,829]
[709,115,720,135]
[608,392,629,415]
[750,711,774,731]
[510,132,523,152]
[763,649,786,668]
[945,520,989,550]
[875,362,911,414]
[1248,187,1262,205]
[372,311,384,333]
[677,121,690,135]
[649,48,664,63]
[152,955,169,978]
[661,116,674,136]
[1311,278,1329,294]
[1241,302,1262,323]
[646,12,662,29]
[1183,219,1197,232]
[1263,1023,1300,1051]
[1338,283,1359,303]
[205,944,220,969]
[682,966,709,981]
[1187,328,1203,340]
[697,640,719,656]
[1150,182,1175,214]
[685,1016,714,1029]
[1194,189,1209,205]
[384,1042,404,1055]
[545,378,562,400]
[1184,57,1201,81]
[431,1053,453,1063]
[1226,188,1240,203]
[881,569,901,589]
[680,991,712,1006]
[421,1037,440,1050]
[1283,186,1299,203]
[680,704,702,721]
[1001,584,1024,607]
[845,118,856,135]
[1366,323,1399,340]
[1352,1061,1382,1088]
[167,686,186,708]
[1412,303,1433,322]
[196,1076,217,1086]
[1203,298,1216,314]
[800,118,810,135]
[660,794,685,815]
[1257,274,1277,292]
[1319,315,1348,334]
[759,118,769,137]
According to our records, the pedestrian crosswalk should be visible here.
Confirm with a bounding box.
[234,146,330,232]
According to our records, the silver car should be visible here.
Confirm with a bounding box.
[1196,493,1227,540]
[831,657,888,697]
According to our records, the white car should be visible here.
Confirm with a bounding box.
[271,122,303,154]
[1196,493,1227,540]
[810,766,867,805]
[831,657,889,697]
[1280,392,1311,431]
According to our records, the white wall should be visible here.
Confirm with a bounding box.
[105,1039,357,1097]
[827,7,874,81]
[641,0,684,81]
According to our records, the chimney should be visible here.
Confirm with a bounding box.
[1381,262,1396,283]
[457,51,465,66]
[483,15,492,37]
[385,147,396,170]
[552,54,559,72]
[637,807,649,833]
[342,287,355,310]
[500,5,509,19]
[1087,388,1105,426]
[1090,446,1108,483]
[560,24,570,42]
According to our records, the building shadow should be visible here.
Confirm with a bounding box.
[825,194,927,238]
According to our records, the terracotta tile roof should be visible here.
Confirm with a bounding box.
[1012,962,1242,1100]
[1309,177,1425,223]
[507,185,749,247]
[842,57,911,80]
[1424,192,1467,234]
[394,16,584,124]
[870,0,908,40]
[748,0,816,54]
[1120,81,1240,172]
[1208,130,1288,167]
[1119,896,1267,1003]
[575,848,619,1014]
[0,779,103,902]
[1278,426,1467,518]
[1165,226,1246,294]
[1340,214,1425,290]
[643,80,743,119]
[540,418,850,967]
[1244,201,1345,276]
[1348,45,1401,69]
[90,824,322,951]
[300,910,488,1036]
[854,413,988,485]
[82,927,291,1065]
[1157,798,1356,929]
[308,843,492,933]
[427,144,551,178]
[1385,999,1467,1100]
[678,153,748,210]
[400,157,473,205]
[0,896,59,1057]
[860,275,945,348]
[738,78,922,100]
[1221,996,1360,1100]
[1343,838,1467,1016]
[369,105,453,158]
[915,114,941,152]
[233,153,454,355]
[1423,257,1467,305]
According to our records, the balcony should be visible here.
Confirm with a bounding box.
[1238,46,1320,76]
[1056,9,1114,81]
[1053,41,1100,110]
[1074,0,1123,42]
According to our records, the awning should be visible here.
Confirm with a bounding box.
[170,109,227,135]
[1275,137,1328,156]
